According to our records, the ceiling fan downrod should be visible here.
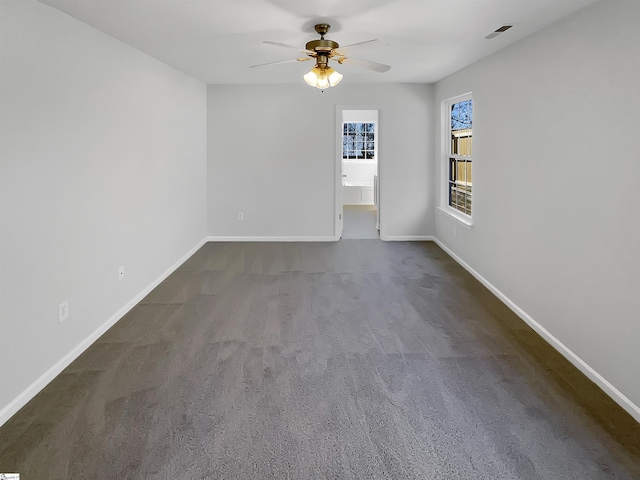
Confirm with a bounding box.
[306,24,339,53]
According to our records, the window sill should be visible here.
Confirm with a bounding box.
[437,206,473,229]
[342,159,376,164]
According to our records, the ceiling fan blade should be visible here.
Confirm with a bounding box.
[339,57,390,73]
[263,41,300,49]
[249,58,311,68]
[263,41,315,56]
[334,39,385,56]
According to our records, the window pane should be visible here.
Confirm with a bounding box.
[457,161,466,184]
[449,182,456,208]
[451,100,472,130]
[451,100,473,157]
[447,97,473,216]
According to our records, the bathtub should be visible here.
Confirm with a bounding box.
[343,181,374,205]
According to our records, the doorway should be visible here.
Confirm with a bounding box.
[335,108,380,239]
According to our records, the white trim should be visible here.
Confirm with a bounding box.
[335,106,343,240]
[433,237,640,423]
[381,235,435,242]
[342,159,376,165]
[207,236,335,242]
[437,206,473,228]
[0,236,208,428]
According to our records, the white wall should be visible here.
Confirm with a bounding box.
[207,83,434,240]
[434,0,640,419]
[0,0,207,422]
[341,163,376,185]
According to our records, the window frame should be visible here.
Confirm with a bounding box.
[342,122,377,162]
[441,93,473,226]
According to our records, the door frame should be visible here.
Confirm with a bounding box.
[334,105,381,240]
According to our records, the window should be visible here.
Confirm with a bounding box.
[447,97,473,216]
[343,122,375,160]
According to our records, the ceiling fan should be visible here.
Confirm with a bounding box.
[250,24,390,89]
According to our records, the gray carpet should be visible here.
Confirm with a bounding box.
[1,241,638,479]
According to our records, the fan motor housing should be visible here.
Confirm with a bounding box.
[306,38,339,52]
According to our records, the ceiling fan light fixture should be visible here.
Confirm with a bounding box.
[316,74,330,89]
[327,67,343,87]
[303,66,321,86]
[304,65,342,89]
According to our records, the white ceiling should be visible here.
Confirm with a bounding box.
[39,0,598,85]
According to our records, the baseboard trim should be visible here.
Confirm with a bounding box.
[433,238,640,423]
[381,235,435,242]
[206,236,335,242]
[0,236,208,428]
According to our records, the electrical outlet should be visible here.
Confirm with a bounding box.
[118,265,125,280]
[238,212,244,221]
[59,300,69,323]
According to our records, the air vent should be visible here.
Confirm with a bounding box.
[485,25,513,39]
